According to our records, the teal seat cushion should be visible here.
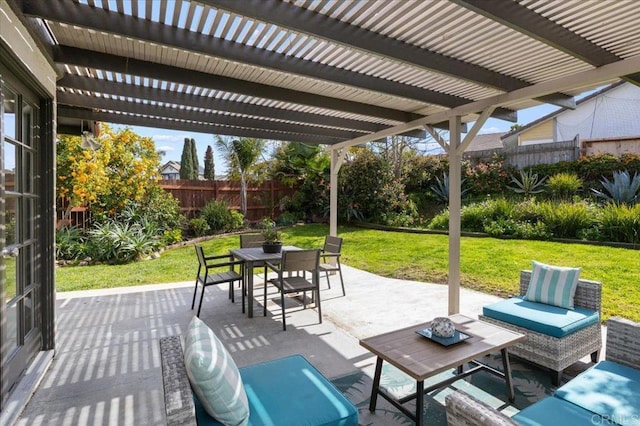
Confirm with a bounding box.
[554,360,640,426]
[482,296,599,338]
[512,396,597,426]
[195,355,359,426]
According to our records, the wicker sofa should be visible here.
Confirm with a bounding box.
[445,316,640,426]
[480,270,602,384]
[159,335,358,426]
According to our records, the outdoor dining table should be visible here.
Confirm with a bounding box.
[229,245,302,318]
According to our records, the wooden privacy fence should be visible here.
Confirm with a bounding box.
[464,138,581,168]
[159,179,297,221]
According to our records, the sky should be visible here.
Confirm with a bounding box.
[114,101,561,174]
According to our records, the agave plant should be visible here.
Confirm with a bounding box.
[430,172,469,203]
[508,169,547,197]
[591,170,640,206]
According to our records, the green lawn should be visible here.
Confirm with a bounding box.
[55,224,640,322]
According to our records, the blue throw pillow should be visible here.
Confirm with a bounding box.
[184,316,249,426]
[524,261,581,309]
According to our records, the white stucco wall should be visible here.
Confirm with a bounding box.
[555,84,640,141]
[0,2,56,97]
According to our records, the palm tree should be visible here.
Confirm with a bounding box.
[215,136,264,218]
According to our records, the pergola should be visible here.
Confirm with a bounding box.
[14,0,640,314]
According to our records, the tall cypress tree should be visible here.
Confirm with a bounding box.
[179,137,194,180]
[190,138,199,180]
[204,145,215,180]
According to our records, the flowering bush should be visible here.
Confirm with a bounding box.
[464,155,512,196]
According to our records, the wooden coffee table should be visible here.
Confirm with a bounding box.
[359,314,525,425]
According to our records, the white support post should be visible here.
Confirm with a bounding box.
[448,115,462,315]
[447,108,495,315]
[329,148,346,237]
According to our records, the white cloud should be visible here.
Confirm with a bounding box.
[157,145,175,152]
[478,126,502,134]
[151,134,188,143]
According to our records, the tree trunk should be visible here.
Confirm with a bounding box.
[240,173,247,218]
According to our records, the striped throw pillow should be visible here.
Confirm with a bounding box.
[524,261,582,309]
[184,316,249,426]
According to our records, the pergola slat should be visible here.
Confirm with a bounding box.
[23,0,516,115]
[56,74,386,133]
[57,106,343,145]
[453,0,640,88]
[56,90,359,139]
[54,46,420,123]
[204,0,575,107]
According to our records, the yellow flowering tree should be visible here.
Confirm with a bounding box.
[57,124,161,219]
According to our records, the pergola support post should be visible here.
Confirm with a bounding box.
[447,107,496,315]
[329,148,347,237]
[448,115,462,315]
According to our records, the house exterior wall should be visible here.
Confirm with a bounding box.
[555,84,640,142]
[519,120,554,145]
[0,4,56,97]
[583,137,640,156]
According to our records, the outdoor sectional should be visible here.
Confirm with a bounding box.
[445,316,640,425]
[480,269,602,384]
[159,334,358,426]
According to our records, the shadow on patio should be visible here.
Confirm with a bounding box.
[15,265,593,425]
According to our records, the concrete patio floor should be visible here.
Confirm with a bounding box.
[13,265,589,425]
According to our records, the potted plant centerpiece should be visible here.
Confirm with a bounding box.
[261,217,283,253]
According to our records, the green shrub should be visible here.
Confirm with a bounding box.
[402,153,449,193]
[538,201,595,239]
[577,153,624,184]
[512,198,545,223]
[189,218,210,237]
[340,150,415,224]
[161,229,183,245]
[381,209,420,228]
[483,218,520,237]
[512,221,551,240]
[427,209,449,230]
[276,212,301,226]
[200,200,244,232]
[597,203,640,244]
[459,202,488,232]
[528,161,578,181]
[143,186,186,232]
[56,226,87,260]
[228,210,245,231]
[548,172,582,200]
[85,220,159,263]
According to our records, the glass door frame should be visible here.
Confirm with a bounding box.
[0,53,55,410]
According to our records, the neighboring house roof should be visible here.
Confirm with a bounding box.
[465,132,506,152]
[159,161,206,178]
[501,81,627,146]
[160,160,181,173]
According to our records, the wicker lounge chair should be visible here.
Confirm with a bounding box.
[480,270,602,385]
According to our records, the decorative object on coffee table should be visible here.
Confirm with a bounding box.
[431,317,456,338]
[260,217,282,253]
